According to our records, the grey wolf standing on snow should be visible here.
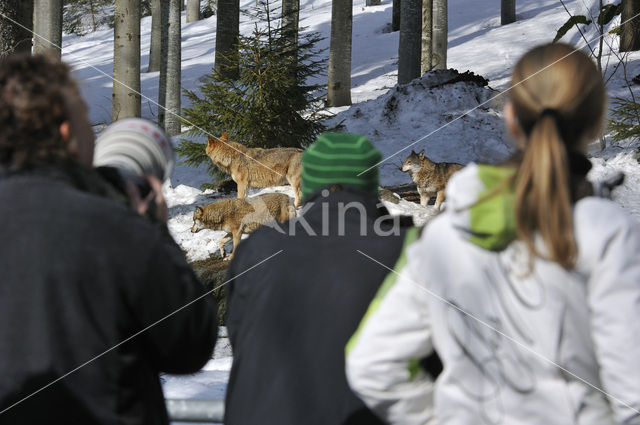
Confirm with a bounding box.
[401,149,463,209]
[206,133,304,208]
[191,192,295,260]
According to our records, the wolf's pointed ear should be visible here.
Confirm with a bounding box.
[195,206,204,214]
[207,136,215,146]
[220,132,228,141]
[418,150,425,158]
[410,149,416,155]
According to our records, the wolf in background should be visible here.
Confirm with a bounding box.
[401,150,463,210]
[191,192,295,260]
[206,133,303,207]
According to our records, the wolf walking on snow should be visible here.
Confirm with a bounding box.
[206,133,304,207]
[401,150,463,210]
[191,192,295,260]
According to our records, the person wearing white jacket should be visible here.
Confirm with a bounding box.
[346,43,640,425]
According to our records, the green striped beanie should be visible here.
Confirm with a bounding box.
[301,132,382,202]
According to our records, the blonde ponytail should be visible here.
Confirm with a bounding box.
[515,113,577,268]
[509,43,606,270]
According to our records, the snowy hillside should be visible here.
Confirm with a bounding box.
[60,0,640,407]
[328,69,514,185]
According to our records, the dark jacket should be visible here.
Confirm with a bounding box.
[0,164,217,425]
[225,187,414,425]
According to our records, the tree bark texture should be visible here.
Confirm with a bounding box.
[282,0,299,76]
[33,0,62,56]
[327,0,352,107]
[148,0,163,72]
[113,0,141,120]
[398,0,421,84]
[89,0,97,32]
[164,0,182,135]
[431,0,447,70]
[186,0,200,22]
[621,0,640,52]
[0,0,33,55]
[501,0,515,25]
[158,0,169,126]
[214,0,240,79]
[282,0,299,47]
[392,0,401,31]
[421,0,432,74]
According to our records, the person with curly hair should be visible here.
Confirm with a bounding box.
[0,53,218,425]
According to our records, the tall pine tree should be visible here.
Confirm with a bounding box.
[177,1,326,180]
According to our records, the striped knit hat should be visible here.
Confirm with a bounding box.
[301,132,382,202]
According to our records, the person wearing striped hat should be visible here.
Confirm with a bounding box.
[299,132,382,203]
[224,132,429,425]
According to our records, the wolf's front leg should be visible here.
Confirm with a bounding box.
[419,189,429,207]
[434,190,445,210]
[236,181,248,198]
[224,230,243,261]
[293,188,301,208]
[218,233,232,258]
[287,173,302,208]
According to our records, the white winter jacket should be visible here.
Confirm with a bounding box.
[346,163,640,425]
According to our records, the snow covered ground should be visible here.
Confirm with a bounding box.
[60,0,640,414]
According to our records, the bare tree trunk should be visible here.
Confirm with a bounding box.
[89,0,97,31]
[327,0,352,106]
[282,0,299,75]
[158,0,169,126]
[421,0,432,74]
[148,0,162,72]
[33,0,63,56]
[214,0,240,79]
[597,0,603,74]
[186,0,200,22]
[621,0,640,52]
[164,0,182,135]
[392,0,401,31]
[501,0,515,25]
[398,0,421,84]
[431,0,447,70]
[113,0,141,120]
[0,0,33,55]
[282,0,299,47]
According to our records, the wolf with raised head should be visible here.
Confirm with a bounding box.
[401,149,463,210]
[191,192,295,260]
[206,133,303,207]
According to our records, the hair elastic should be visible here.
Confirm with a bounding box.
[538,108,562,122]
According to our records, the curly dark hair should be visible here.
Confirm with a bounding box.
[0,53,84,169]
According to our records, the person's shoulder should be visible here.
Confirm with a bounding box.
[58,180,167,248]
[247,219,291,243]
[229,220,290,262]
[574,197,640,261]
[75,187,150,226]
[574,197,638,231]
[446,162,478,190]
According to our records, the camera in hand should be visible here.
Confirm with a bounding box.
[93,118,175,213]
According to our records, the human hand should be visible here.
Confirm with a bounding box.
[124,176,169,223]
